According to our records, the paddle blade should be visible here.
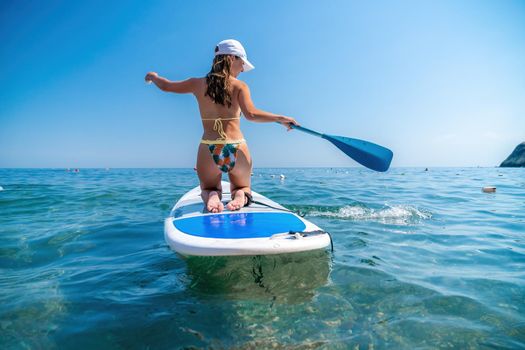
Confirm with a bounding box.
[323,135,393,172]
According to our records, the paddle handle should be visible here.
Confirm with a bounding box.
[289,124,324,138]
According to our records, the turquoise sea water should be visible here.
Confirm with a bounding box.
[1,167,524,349]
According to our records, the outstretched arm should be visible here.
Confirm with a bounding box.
[238,81,299,130]
[145,72,196,94]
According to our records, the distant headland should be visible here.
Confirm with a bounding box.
[500,142,525,167]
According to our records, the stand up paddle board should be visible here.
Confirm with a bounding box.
[164,182,332,256]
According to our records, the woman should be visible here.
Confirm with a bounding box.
[145,39,298,213]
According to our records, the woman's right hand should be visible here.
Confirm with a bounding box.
[278,116,299,131]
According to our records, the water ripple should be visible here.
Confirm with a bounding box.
[304,203,432,224]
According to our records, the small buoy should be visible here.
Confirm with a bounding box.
[424,168,428,171]
[482,187,496,193]
[280,174,285,180]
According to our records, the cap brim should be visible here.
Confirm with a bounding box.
[241,57,254,72]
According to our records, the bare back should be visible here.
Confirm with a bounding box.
[192,77,244,141]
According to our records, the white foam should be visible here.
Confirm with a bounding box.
[309,204,431,224]
[0,186,3,191]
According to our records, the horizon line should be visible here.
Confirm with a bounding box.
[0,166,505,170]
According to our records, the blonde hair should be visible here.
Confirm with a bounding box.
[205,51,235,107]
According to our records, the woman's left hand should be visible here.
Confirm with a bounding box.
[145,72,158,83]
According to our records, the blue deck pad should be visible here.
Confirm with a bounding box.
[174,212,306,239]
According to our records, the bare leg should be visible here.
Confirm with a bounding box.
[196,144,224,213]
[227,143,252,211]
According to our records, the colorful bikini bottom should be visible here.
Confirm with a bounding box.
[201,139,246,173]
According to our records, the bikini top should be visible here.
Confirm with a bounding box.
[201,116,244,144]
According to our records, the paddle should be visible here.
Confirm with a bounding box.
[289,124,393,172]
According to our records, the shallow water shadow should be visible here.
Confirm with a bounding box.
[183,250,332,304]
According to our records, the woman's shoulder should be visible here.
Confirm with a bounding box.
[230,78,249,89]
[190,77,207,90]
[193,77,207,84]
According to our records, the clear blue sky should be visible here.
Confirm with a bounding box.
[1,0,524,168]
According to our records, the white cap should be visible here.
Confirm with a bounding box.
[215,39,255,72]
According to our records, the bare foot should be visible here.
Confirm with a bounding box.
[227,191,246,211]
[207,191,224,213]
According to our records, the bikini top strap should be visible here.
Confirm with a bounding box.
[201,116,241,141]
[201,116,241,121]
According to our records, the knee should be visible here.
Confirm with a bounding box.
[202,186,222,192]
